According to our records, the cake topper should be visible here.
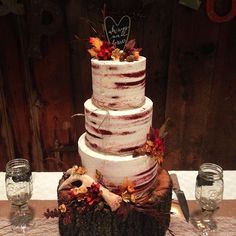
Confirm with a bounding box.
[87,15,141,61]
[104,15,131,50]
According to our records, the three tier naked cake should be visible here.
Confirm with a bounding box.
[57,37,172,236]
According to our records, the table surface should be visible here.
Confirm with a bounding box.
[0,171,236,236]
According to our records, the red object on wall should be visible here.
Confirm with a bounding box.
[207,0,236,23]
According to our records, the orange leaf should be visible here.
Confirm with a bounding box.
[89,37,103,50]
[88,48,98,57]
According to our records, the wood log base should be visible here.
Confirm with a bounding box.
[58,168,172,236]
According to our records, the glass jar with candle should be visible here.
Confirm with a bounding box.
[195,163,224,211]
[5,158,34,233]
[191,163,224,234]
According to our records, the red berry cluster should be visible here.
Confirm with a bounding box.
[84,182,102,209]
[151,129,164,155]
[44,208,60,218]
[97,41,115,60]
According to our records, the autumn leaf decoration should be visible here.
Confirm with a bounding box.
[120,177,136,203]
[133,120,169,165]
[88,37,141,61]
[123,39,142,61]
[88,37,115,60]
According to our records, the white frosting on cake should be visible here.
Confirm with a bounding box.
[91,56,146,110]
[84,97,153,155]
[79,133,158,199]
[76,55,160,201]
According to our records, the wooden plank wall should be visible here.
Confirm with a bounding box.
[0,0,235,171]
[165,1,236,170]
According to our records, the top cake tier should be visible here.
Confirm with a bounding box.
[91,56,146,110]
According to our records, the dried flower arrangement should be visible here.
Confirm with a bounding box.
[45,166,109,225]
[133,128,165,165]
[132,119,169,165]
[44,123,168,223]
[88,37,142,61]
[45,181,105,225]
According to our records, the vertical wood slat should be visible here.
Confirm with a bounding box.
[0,66,15,162]
[15,16,44,171]
[32,16,78,170]
[0,15,33,169]
[28,0,80,170]
[26,0,81,170]
[65,0,93,136]
[141,0,173,128]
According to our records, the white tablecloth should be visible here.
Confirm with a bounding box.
[0,171,236,200]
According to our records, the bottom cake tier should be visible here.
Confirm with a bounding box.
[58,168,172,236]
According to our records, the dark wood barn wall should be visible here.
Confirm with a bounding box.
[0,0,235,171]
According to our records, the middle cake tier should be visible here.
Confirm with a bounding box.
[84,97,153,155]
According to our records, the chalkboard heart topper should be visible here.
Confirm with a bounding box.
[104,15,131,50]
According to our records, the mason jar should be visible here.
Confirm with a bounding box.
[5,158,33,206]
[195,163,224,211]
